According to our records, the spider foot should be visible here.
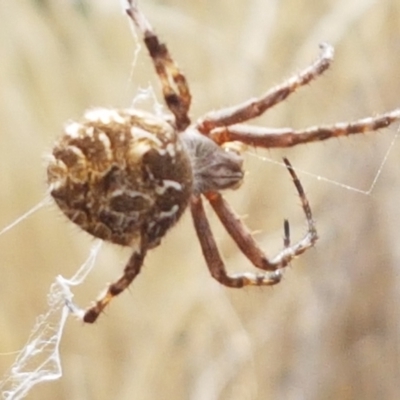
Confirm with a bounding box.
[83,306,101,324]
[63,293,104,323]
[64,298,85,320]
[126,0,150,35]
[238,270,283,286]
[269,269,283,284]
[82,291,114,323]
[283,219,290,248]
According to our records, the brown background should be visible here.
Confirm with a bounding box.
[1,0,400,399]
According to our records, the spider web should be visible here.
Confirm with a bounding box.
[0,198,102,399]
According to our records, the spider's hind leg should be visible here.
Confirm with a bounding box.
[126,0,191,131]
[83,247,146,323]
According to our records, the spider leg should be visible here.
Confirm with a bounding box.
[190,159,316,288]
[83,247,146,323]
[208,109,400,147]
[126,0,191,131]
[202,158,316,275]
[196,43,334,134]
[190,194,282,287]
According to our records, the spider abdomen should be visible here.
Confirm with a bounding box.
[47,108,193,248]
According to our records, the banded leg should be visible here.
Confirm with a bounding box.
[126,0,191,131]
[208,109,400,147]
[196,43,334,134]
[204,158,317,272]
[84,248,146,323]
[190,194,282,288]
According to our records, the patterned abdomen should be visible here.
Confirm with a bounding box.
[47,108,193,248]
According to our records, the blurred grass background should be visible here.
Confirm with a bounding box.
[1,0,400,399]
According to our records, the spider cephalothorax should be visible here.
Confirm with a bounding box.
[48,0,400,323]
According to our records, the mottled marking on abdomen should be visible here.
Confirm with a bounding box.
[47,108,193,247]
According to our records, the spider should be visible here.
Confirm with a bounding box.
[47,0,400,323]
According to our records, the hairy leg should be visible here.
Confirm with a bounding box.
[190,158,317,288]
[208,109,400,147]
[126,0,191,130]
[84,248,146,323]
[190,194,282,287]
[204,158,317,271]
[196,43,334,134]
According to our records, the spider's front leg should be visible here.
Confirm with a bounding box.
[208,110,400,148]
[190,158,318,288]
[196,43,334,134]
[126,0,191,131]
[83,247,147,323]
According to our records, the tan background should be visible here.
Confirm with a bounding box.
[1,0,400,399]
